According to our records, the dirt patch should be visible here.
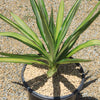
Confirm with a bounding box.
[24,64,82,97]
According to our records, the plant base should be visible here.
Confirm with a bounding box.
[21,63,85,100]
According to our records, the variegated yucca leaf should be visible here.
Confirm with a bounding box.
[0,52,47,61]
[0,14,32,39]
[57,58,92,64]
[0,14,45,50]
[67,40,100,57]
[0,57,48,65]
[61,1,100,52]
[55,0,64,40]
[11,12,43,47]
[55,0,81,57]
[57,2,100,60]
[30,0,48,48]
[37,0,48,23]
[49,7,55,37]
[0,0,100,77]
[30,0,55,60]
[0,32,49,59]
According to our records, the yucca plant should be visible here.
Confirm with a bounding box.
[0,0,100,78]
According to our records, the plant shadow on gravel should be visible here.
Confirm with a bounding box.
[76,94,98,100]
[12,64,98,100]
[76,71,98,100]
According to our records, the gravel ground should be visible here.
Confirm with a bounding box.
[0,0,100,100]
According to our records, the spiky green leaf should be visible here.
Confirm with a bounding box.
[37,0,48,23]
[67,40,100,57]
[55,0,81,56]
[0,32,49,58]
[30,0,55,60]
[74,1,100,33]
[58,10,100,60]
[0,14,44,49]
[39,10,55,60]
[30,0,47,44]
[0,14,31,39]
[49,7,55,37]
[11,12,43,47]
[0,52,47,61]
[60,1,100,56]
[55,0,64,40]
[57,58,92,64]
[0,57,48,65]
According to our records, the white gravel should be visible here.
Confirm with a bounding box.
[0,0,100,100]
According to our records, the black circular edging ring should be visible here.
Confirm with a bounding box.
[21,63,85,100]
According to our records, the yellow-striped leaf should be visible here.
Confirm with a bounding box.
[0,57,48,65]
[0,14,44,49]
[57,10,100,60]
[57,58,92,64]
[55,0,81,57]
[0,52,47,61]
[67,40,100,57]
[0,32,49,58]
[11,12,43,47]
[37,0,48,23]
[55,0,64,40]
